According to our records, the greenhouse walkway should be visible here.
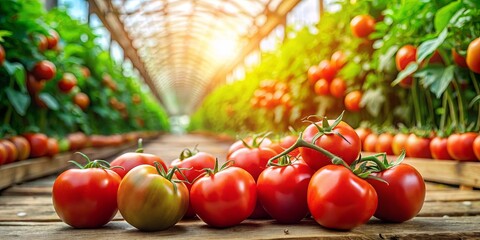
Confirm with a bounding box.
[1,134,480,239]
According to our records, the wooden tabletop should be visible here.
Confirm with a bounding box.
[1,134,480,239]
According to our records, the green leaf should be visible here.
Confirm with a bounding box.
[378,46,398,72]
[5,88,30,116]
[392,63,419,87]
[416,65,455,98]
[464,0,480,8]
[416,29,448,64]
[360,88,385,117]
[38,93,59,110]
[0,30,12,42]
[434,1,461,33]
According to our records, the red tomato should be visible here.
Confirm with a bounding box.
[118,165,189,231]
[363,133,378,152]
[67,132,89,150]
[392,133,408,156]
[58,73,77,93]
[47,29,60,49]
[447,133,477,161]
[32,60,56,81]
[26,74,45,95]
[396,45,417,71]
[399,76,413,88]
[36,34,48,52]
[229,147,277,181]
[74,92,90,110]
[307,65,322,85]
[314,79,330,96]
[466,37,480,73]
[355,128,371,146]
[81,66,91,78]
[350,14,376,38]
[427,50,443,65]
[405,134,431,158]
[368,164,425,223]
[110,145,167,179]
[0,44,5,65]
[190,166,257,228]
[226,137,272,159]
[9,136,30,161]
[23,133,48,158]
[318,60,337,82]
[308,165,377,230]
[300,120,361,171]
[330,78,346,98]
[344,90,362,111]
[452,48,468,68]
[257,160,313,223]
[47,138,59,157]
[0,139,18,163]
[170,149,216,218]
[376,133,394,155]
[331,50,346,69]
[280,135,300,157]
[473,135,480,160]
[430,137,452,160]
[0,144,7,165]
[52,160,121,228]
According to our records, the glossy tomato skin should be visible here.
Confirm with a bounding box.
[170,152,216,218]
[350,14,376,38]
[405,134,431,159]
[52,168,120,228]
[32,60,56,81]
[396,45,417,71]
[430,137,452,160]
[190,167,256,228]
[318,60,337,82]
[344,91,362,111]
[376,133,394,155]
[452,48,468,68]
[118,165,189,231]
[229,147,277,180]
[9,136,30,161]
[355,128,371,147]
[58,73,77,93]
[226,137,272,159]
[363,133,378,152]
[257,162,313,223]
[367,164,425,223]
[23,133,48,158]
[331,51,346,69]
[308,65,322,85]
[392,133,408,156]
[329,78,346,98]
[308,165,377,230]
[300,121,361,171]
[110,152,167,179]
[473,135,480,161]
[47,30,60,49]
[280,135,300,157]
[447,133,477,161]
[0,44,5,65]
[0,139,18,163]
[467,37,480,73]
[314,79,329,96]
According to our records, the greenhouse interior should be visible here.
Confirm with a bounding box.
[0,0,480,238]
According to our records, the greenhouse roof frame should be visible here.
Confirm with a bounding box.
[88,0,301,115]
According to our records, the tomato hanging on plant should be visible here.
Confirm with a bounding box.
[329,78,346,98]
[32,60,56,81]
[58,73,77,93]
[314,79,330,96]
[0,44,5,65]
[344,90,362,111]
[466,37,480,73]
[74,92,90,110]
[350,14,376,38]
[452,48,468,68]
[52,153,121,228]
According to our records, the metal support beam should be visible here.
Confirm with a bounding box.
[87,0,164,107]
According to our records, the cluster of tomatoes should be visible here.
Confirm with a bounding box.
[52,113,426,231]
[250,80,292,110]
[357,128,480,161]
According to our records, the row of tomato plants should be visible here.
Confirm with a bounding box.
[52,113,425,231]
[189,0,480,152]
[0,0,169,142]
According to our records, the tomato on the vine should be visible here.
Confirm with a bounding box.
[32,60,56,81]
[350,14,376,38]
[308,165,377,230]
[396,45,417,71]
[466,37,480,73]
[52,153,121,228]
[344,90,362,111]
[330,78,346,98]
[314,79,329,96]
[226,135,272,159]
[331,50,346,70]
[26,74,45,95]
[58,73,77,93]
[0,44,5,65]
[308,65,322,85]
[74,92,90,110]
[257,157,313,224]
[447,133,477,161]
[318,60,337,82]
[300,113,361,171]
[118,164,189,231]
[47,29,60,49]
[452,48,468,68]
[190,162,257,228]
[23,133,48,158]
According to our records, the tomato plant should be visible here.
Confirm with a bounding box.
[52,153,120,228]
[331,50,346,70]
[32,60,56,81]
[118,163,188,231]
[350,14,376,38]
[396,45,417,71]
[308,164,377,230]
[366,152,425,223]
[110,139,167,178]
[23,133,48,158]
[257,156,313,224]
[467,37,480,74]
[447,133,477,161]
[190,161,256,228]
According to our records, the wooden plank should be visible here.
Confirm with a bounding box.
[425,190,480,202]
[419,201,480,217]
[0,217,479,240]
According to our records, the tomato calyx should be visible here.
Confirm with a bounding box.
[153,162,190,193]
[267,155,297,167]
[69,152,120,170]
[304,111,351,145]
[202,158,233,176]
[240,132,270,149]
[179,145,199,160]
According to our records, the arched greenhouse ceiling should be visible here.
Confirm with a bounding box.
[88,0,302,116]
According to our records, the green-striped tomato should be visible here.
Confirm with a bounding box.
[117,165,189,231]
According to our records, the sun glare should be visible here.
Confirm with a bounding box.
[209,37,239,63]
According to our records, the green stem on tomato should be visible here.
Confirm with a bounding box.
[411,78,423,127]
[446,90,458,129]
[470,72,480,130]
